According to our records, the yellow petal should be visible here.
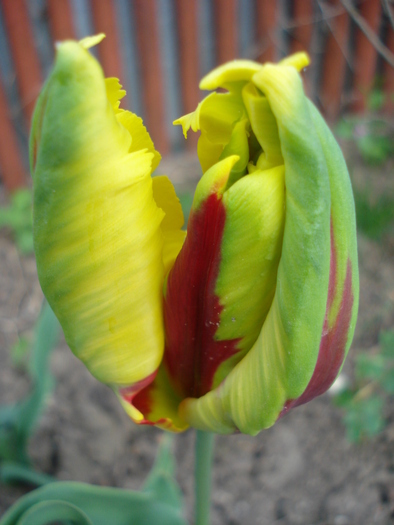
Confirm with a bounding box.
[78,33,105,49]
[105,77,126,113]
[279,52,310,72]
[199,60,263,90]
[152,175,186,274]
[117,111,161,172]
[32,40,166,387]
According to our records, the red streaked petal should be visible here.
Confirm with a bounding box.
[279,232,354,418]
[164,192,241,399]
[118,367,188,432]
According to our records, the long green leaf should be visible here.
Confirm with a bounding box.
[16,501,92,525]
[0,481,187,525]
[0,301,60,467]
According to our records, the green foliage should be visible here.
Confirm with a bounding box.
[0,302,60,477]
[0,189,34,254]
[341,394,385,443]
[10,337,30,369]
[353,189,394,240]
[0,435,187,525]
[334,330,394,443]
[336,90,394,166]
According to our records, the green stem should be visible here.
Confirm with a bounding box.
[195,430,215,525]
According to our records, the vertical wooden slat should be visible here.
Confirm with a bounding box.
[175,0,200,149]
[47,0,76,42]
[320,0,350,120]
[90,0,124,81]
[290,0,314,54]
[133,0,169,154]
[0,78,27,190]
[384,26,394,112]
[256,0,277,62]
[352,0,382,112]
[213,0,238,64]
[1,0,42,125]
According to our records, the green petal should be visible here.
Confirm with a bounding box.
[215,164,285,355]
[308,100,359,354]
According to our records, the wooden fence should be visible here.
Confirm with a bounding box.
[0,0,393,191]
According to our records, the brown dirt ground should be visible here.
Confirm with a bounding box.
[0,150,394,525]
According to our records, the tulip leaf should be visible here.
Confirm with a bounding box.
[15,501,92,525]
[0,462,53,487]
[0,435,186,525]
[0,301,60,470]
[0,481,188,525]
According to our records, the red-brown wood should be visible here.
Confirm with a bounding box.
[290,0,314,54]
[256,0,277,62]
[90,0,124,81]
[213,0,238,64]
[384,26,394,112]
[320,0,350,119]
[47,0,76,42]
[0,78,27,190]
[1,0,43,125]
[175,0,200,149]
[133,0,169,154]
[352,0,382,112]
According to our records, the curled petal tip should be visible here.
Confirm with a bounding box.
[78,33,106,49]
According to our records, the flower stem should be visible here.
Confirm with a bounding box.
[195,430,215,525]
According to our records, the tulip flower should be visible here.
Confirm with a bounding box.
[31,37,359,436]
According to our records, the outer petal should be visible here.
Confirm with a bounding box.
[31,41,166,388]
[180,63,332,434]
[279,101,359,414]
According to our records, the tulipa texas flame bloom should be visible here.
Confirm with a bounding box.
[31,37,358,435]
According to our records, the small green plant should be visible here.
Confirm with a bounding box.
[353,189,394,240]
[336,89,394,166]
[334,330,394,442]
[0,302,60,486]
[0,188,34,254]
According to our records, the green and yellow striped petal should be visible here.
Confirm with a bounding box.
[31,39,184,396]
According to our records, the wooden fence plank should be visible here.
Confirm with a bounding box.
[0,77,27,190]
[47,0,76,42]
[175,0,200,149]
[256,0,277,62]
[1,0,42,125]
[133,0,169,154]
[384,26,394,112]
[90,0,124,83]
[213,0,238,64]
[320,0,350,119]
[290,0,314,54]
[352,0,382,112]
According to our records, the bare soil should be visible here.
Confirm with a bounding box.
[0,151,394,525]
